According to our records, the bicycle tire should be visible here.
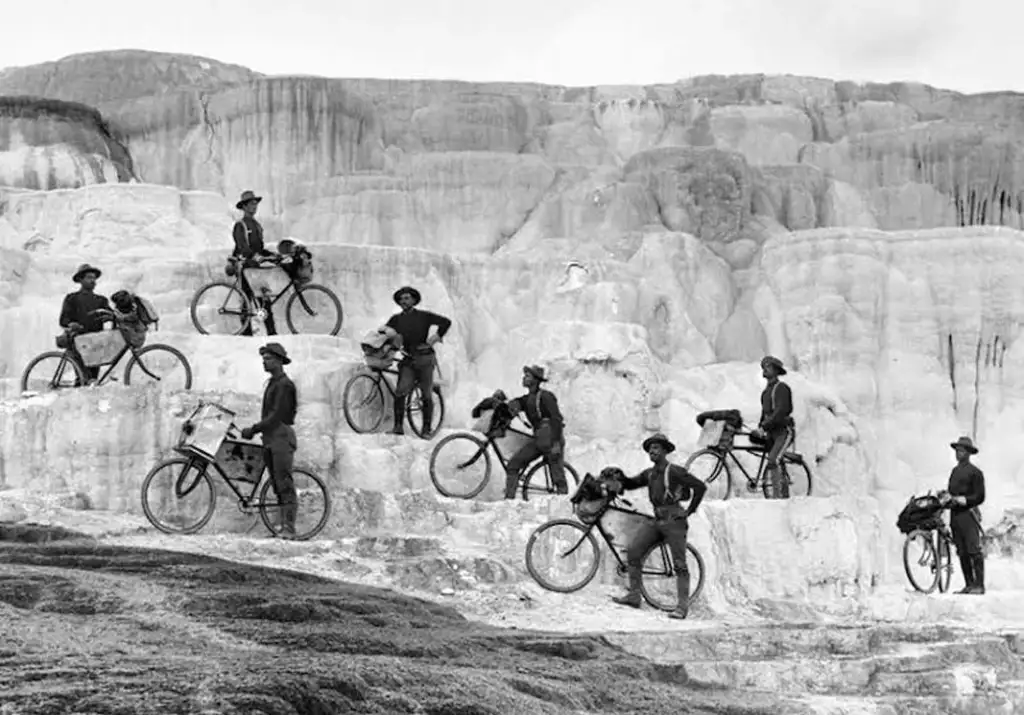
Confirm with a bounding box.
[639,542,707,612]
[525,518,602,594]
[521,461,581,501]
[123,344,194,391]
[20,351,87,393]
[140,457,217,535]
[284,283,344,336]
[257,467,332,541]
[682,448,732,501]
[342,372,386,434]
[429,432,492,499]
[407,384,446,439]
[190,281,252,336]
[903,529,940,594]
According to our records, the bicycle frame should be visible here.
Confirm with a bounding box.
[563,500,673,576]
[706,436,805,489]
[53,325,162,386]
[172,439,269,509]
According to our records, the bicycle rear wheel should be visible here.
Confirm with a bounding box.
[525,518,602,593]
[407,384,445,439]
[342,373,386,434]
[258,467,331,541]
[140,457,217,534]
[639,542,707,611]
[124,344,193,391]
[764,456,813,499]
[285,283,343,336]
[936,533,953,593]
[20,351,87,393]
[682,449,731,501]
[903,530,940,594]
[521,460,581,500]
[429,432,492,499]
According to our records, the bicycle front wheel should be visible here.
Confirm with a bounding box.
[342,373,386,434]
[683,449,731,501]
[407,384,445,439]
[429,433,492,499]
[903,530,940,594]
[124,344,193,391]
[258,467,332,541]
[20,351,87,393]
[140,457,216,534]
[521,460,581,500]
[525,518,602,593]
[639,542,707,611]
[285,283,343,336]
[936,533,953,594]
[191,281,252,335]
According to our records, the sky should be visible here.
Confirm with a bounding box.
[2,0,1022,94]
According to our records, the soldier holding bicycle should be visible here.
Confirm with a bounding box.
[502,365,569,498]
[58,263,112,382]
[750,355,795,499]
[240,343,299,537]
[607,433,707,619]
[231,190,278,336]
[384,286,452,436]
[941,436,987,595]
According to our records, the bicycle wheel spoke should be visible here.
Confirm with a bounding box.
[429,434,490,499]
[525,521,600,593]
[342,374,385,433]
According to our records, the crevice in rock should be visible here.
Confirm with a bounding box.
[947,334,957,411]
[972,336,982,442]
[198,91,218,167]
[490,167,563,253]
[953,181,1022,228]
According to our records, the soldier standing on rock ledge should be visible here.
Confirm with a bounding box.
[240,343,298,537]
[503,365,569,498]
[232,190,278,336]
[384,286,452,437]
[942,436,987,595]
[751,355,795,499]
[607,433,708,619]
[59,263,112,383]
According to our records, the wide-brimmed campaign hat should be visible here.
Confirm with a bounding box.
[760,355,787,376]
[236,190,263,210]
[393,286,422,305]
[950,436,978,454]
[259,342,291,365]
[523,365,548,382]
[72,263,102,283]
[642,432,676,454]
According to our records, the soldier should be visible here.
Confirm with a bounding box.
[59,263,112,382]
[240,343,298,537]
[608,433,708,619]
[944,436,986,595]
[232,190,278,336]
[750,355,795,499]
[384,286,452,436]
[503,365,569,497]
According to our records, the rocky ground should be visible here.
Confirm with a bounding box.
[3,509,1024,715]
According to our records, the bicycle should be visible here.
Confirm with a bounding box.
[681,411,813,500]
[900,493,955,594]
[21,309,193,394]
[524,474,706,611]
[428,406,580,500]
[342,352,446,439]
[140,401,332,541]
[190,255,343,336]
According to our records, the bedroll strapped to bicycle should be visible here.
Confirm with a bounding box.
[896,494,944,534]
[695,409,743,451]
[570,469,623,525]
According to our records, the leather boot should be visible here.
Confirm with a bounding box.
[503,470,518,500]
[667,571,690,620]
[611,568,643,608]
[956,552,974,594]
[420,399,434,438]
[281,502,297,538]
[392,398,406,435]
[967,556,985,595]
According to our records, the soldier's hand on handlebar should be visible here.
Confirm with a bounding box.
[240,426,256,440]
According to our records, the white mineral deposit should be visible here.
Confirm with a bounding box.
[0,27,1023,715]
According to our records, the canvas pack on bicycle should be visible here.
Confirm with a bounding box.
[896,494,945,534]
